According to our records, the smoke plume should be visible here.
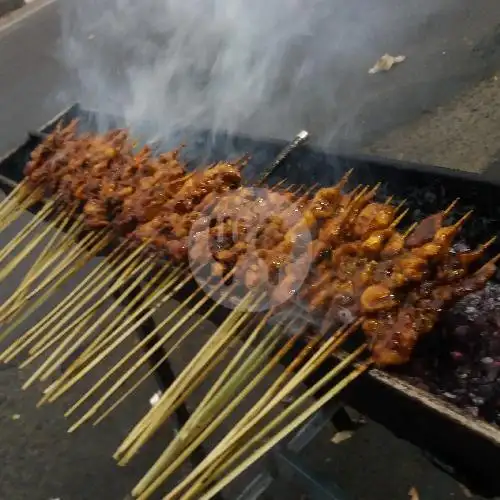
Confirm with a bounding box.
[60,0,454,146]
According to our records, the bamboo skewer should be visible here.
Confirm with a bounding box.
[34,259,158,383]
[50,263,181,379]
[160,320,359,499]
[1,241,142,363]
[2,208,78,300]
[48,266,192,407]
[62,275,240,426]
[139,321,358,499]
[20,252,152,366]
[67,285,249,432]
[0,234,121,362]
[182,358,370,500]
[54,273,206,418]
[0,235,110,347]
[20,229,108,302]
[115,302,263,465]
[1,226,104,325]
[164,331,325,500]
[114,291,263,463]
[0,227,100,323]
[91,318,255,427]
[144,342,366,500]
[0,181,28,218]
[0,188,44,233]
[92,326,241,427]
[19,254,154,387]
[135,319,299,495]
[0,199,56,264]
[0,210,73,285]
[114,291,259,453]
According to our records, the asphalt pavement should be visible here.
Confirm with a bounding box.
[2,1,500,500]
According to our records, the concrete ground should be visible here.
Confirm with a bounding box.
[1,1,500,500]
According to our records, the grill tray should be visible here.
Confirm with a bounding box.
[1,104,500,495]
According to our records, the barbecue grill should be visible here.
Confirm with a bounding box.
[1,103,500,497]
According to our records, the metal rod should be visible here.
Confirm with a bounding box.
[257,130,309,185]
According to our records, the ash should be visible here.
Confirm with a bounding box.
[400,282,500,426]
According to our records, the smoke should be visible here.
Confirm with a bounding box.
[60,0,453,146]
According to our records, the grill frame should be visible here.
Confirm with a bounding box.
[2,103,500,495]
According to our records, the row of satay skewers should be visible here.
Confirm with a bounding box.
[0,120,498,499]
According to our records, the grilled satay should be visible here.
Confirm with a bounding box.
[364,256,499,366]
[359,210,472,313]
[131,162,243,261]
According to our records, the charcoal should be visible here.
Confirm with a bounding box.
[399,282,500,426]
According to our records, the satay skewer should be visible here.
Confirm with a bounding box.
[20,255,155,387]
[40,263,188,402]
[0,210,81,321]
[164,331,326,500]
[0,240,132,363]
[135,321,359,498]
[140,324,364,500]
[23,241,151,358]
[0,234,111,347]
[138,321,298,495]
[86,287,258,427]
[116,300,263,464]
[59,274,240,419]
[0,188,45,233]
[20,250,153,365]
[114,291,263,462]
[0,180,29,216]
[179,357,370,500]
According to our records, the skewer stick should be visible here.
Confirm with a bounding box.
[164,330,324,499]
[45,264,191,399]
[443,198,459,217]
[174,310,289,439]
[395,199,406,212]
[0,189,45,232]
[9,208,77,289]
[20,255,154,386]
[21,251,152,364]
[184,358,370,500]
[53,264,180,380]
[390,208,409,229]
[169,321,359,497]
[402,222,418,239]
[9,241,143,360]
[36,259,158,383]
[59,280,212,417]
[75,304,263,435]
[177,351,369,500]
[92,326,243,426]
[453,209,473,229]
[63,275,240,422]
[0,225,95,322]
[0,234,120,362]
[114,291,262,461]
[477,251,500,271]
[135,321,300,494]
[35,267,183,402]
[0,209,70,284]
[0,199,55,264]
[20,230,108,301]
[0,237,109,347]
[116,299,264,465]
[0,229,103,327]
[0,180,28,215]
